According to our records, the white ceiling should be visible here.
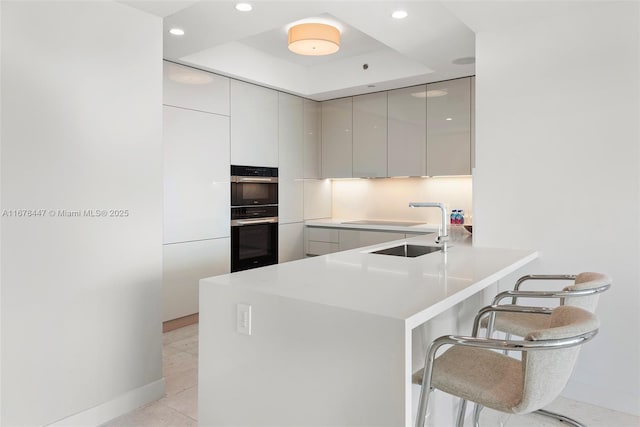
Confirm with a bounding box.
[123,0,476,101]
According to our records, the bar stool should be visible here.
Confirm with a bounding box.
[412,305,600,427]
[485,272,611,338]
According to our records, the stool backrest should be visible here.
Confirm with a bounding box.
[563,272,612,311]
[515,306,600,414]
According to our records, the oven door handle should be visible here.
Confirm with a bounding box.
[231,176,278,183]
[231,217,279,226]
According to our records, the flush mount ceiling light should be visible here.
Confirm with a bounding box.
[391,10,408,19]
[288,23,340,56]
[169,28,185,36]
[235,3,252,12]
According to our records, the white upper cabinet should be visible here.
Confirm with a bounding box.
[303,99,322,179]
[353,92,388,178]
[426,77,472,176]
[278,93,304,224]
[163,105,230,244]
[387,85,427,177]
[163,61,229,116]
[230,80,278,167]
[322,97,353,178]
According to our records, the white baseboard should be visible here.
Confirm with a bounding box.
[46,378,166,426]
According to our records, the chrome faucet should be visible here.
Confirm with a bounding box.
[409,202,449,253]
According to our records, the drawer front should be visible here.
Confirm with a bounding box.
[307,227,340,243]
[307,241,340,256]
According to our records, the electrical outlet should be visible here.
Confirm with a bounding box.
[237,304,252,335]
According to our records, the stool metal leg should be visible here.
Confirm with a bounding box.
[455,399,468,427]
[472,404,483,427]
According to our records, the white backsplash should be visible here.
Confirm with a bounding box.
[331,177,472,225]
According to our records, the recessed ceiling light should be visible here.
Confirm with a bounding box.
[392,10,408,19]
[235,3,252,12]
[169,28,185,36]
[446,117,453,121]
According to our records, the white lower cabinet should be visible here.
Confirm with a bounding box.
[339,229,405,251]
[279,222,304,263]
[163,238,230,322]
[306,227,340,256]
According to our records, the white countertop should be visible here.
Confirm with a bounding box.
[201,234,538,329]
[305,218,441,233]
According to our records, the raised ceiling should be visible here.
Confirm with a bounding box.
[123,1,476,101]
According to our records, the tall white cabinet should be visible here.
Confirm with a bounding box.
[388,85,427,177]
[322,97,353,178]
[162,61,231,322]
[278,93,304,224]
[352,92,388,178]
[278,93,306,263]
[304,99,322,179]
[230,80,278,167]
[426,77,472,176]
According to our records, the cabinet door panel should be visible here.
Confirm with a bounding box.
[279,93,304,224]
[388,85,427,177]
[303,99,322,179]
[230,80,278,167]
[163,106,230,244]
[163,238,230,321]
[279,223,304,263]
[322,98,352,178]
[163,61,229,116]
[353,92,388,177]
[427,78,471,176]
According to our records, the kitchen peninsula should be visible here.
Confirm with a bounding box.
[199,234,538,426]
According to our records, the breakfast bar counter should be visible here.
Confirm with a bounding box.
[198,234,538,426]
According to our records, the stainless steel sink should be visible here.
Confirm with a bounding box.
[369,244,442,258]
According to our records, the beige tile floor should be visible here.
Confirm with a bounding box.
[104,323,639,426]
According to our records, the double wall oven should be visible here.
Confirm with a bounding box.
[230,165,278,272]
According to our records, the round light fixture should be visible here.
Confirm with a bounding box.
[288,23,340,56]
[169,28,185,36]
[235,3,252,12]
[392,10,408,19]
[446,117,453,121]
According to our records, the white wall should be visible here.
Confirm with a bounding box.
[471,2,639,415]
[332,177,472,224]
[1,2,164,425]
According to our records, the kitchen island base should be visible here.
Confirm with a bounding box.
[199,236,537,426]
